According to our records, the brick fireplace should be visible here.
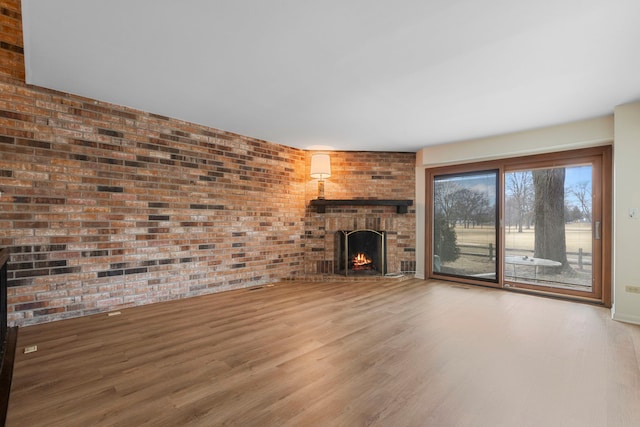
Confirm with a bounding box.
[303,151,417,277]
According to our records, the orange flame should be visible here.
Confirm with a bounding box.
[352,253,372,269]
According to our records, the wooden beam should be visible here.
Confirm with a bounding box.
[310,199,413,213]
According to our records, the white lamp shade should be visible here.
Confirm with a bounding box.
[310,153,331,179]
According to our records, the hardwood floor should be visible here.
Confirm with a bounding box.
[6,279,640,426]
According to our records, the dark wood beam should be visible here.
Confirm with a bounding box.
[310,199,413,213]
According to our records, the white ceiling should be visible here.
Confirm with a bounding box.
[21,0,640,152]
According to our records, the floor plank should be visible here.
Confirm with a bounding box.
[6,279,640,426]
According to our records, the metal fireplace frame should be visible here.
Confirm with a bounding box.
[336,229,386,276]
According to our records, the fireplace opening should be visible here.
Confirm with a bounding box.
[335,229,386,276]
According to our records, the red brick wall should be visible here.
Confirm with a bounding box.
[0,0,24,81]
[0,1,416,326]
[0,76,309,325]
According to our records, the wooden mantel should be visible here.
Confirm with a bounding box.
[310,199,413,214]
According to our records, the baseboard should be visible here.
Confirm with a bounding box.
[612,307,640,325]
[414,272,425,280]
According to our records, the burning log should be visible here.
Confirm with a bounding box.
[352,252,373,270]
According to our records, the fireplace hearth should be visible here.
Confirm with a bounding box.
[335,229,386,276]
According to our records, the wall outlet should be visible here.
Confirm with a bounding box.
[625,286,640,294]
[24,345,38,354]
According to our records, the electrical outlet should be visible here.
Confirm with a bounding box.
[626,286,640,294]
[24,345,38,354]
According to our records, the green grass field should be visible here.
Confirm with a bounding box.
[454,222,592,254]
[441,222,593,289]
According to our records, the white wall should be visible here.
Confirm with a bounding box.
[417,116,614,167]
[612,102,640,324]
[413,113,640,324]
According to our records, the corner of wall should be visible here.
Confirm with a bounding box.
[612,101,640,325]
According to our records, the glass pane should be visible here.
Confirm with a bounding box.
[433,171,498,281]
[504,165,592,292]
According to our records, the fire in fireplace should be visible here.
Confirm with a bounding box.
[335,229,386,276]
[352,252,373,271]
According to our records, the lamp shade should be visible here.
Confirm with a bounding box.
[310,153,331,179]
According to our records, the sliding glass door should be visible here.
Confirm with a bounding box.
[503,158,604,300]
[504,165,593,290]
[432,170,498,282]
[427,147,611,305]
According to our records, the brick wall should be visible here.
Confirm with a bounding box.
[0,0,24,81]
[0,76,309,325]
[0,0,416,326]
[304,151,416,276]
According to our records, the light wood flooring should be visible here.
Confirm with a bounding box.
[6,279,640,426]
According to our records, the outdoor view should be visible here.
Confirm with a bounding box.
[433,171,498,281]
[433,165,593,292]
[504,165,593,291]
